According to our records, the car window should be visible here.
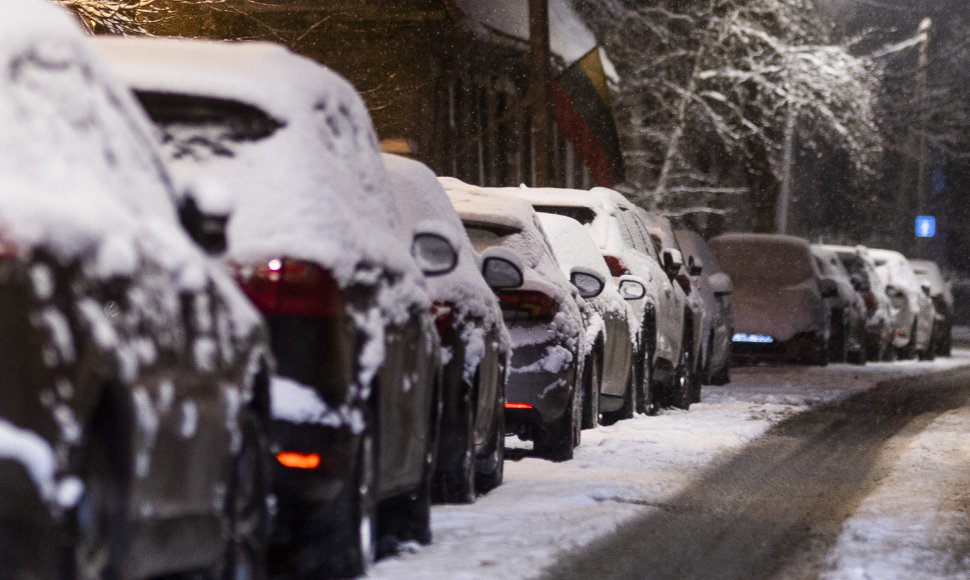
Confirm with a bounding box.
[714,239,813,286]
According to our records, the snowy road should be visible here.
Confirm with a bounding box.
[368,350,970,580]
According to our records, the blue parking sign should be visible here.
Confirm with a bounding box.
[915,216,935,238]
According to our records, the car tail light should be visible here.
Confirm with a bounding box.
[863,291,875,311]
[496,290,557,323]
[603,255,629,277]
[276,451,321,470]
[505,402,534,410]
[233,258,342,318]
[430,300,456,335]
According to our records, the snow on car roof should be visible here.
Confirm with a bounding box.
[0,0,229,287]
[438,177,538,232]
[94,37,422,295]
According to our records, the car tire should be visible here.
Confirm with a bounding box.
[710,362,730,386]
[326,406,378,579]
[828,310,849,362]
[431,379,475,504]
[474,369,505,494]
[218,407,269,580]
[581,352,601,429]
[534,387,577,462]
[68,398,128,580]
[897,320,918,360]
[602,357,635,425]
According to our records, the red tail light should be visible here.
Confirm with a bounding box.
[505,402,534,410]
[430,300,456,335]
[496,290,557,323]
[603,255,629,277]
[233,258,342,318]
[863,291,875,311]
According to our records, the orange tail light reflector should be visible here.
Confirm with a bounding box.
[276,451,321,470]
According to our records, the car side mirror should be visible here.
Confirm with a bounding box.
[849,272,868,293]
[688,255,703,276]
[569,266,605,299]
[411,231,458,277]
[819,278,838,298]
[920,281,931,296]
[661,248,683,278]
[708,272,732,296]
[617,275,648,300]
[179,179,232,255]
[479,247,524,290]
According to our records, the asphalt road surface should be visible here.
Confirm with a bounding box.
[542,366,970,580]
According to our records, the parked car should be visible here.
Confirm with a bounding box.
[710,234,837,365]
[638,212,705,403]
[499,186,690,412]
[0,4,273,578]
[820,244,895,361]
[382,153,512,502]
[440,178,588,461]
[95,37,444,578]
[910,259,954,356]
[811,245,868,364]
[869,248,936,360]
[537,213,646,426]
[673,229,734,385]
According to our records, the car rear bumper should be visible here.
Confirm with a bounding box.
[730,331,823,363]
[504,337,576,433]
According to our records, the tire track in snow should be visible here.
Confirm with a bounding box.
[543,367,970,580]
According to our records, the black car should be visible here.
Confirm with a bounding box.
[0,4,272,578]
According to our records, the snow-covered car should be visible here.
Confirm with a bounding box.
[820,244,895,361]
[673,229,734,385]
[537,213,647,427]
[0,4,273,579]
[440,178,587,462]
[498,186,689,412]
[383,153,513,502]
[710,234,837,365]
[811,245,868,364]
[868,248,935,360]
[909,259,953,356]
[639,212,705,404]
[94,37,443,577]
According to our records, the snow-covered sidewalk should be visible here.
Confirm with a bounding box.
[368,351,970,579]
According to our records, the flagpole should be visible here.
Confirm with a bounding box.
[529,0,552,186]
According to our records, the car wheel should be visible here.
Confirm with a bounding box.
[378,374,438,551]
[633,347,656,414]
[602,356,635,425]
[323,406,378,579]
[897,320,918,360]
[710,363,730,386]
[431,380,475,504]
[68,396,128,580]
[218,408,269,580]
[672,348,693,410]
[828,310,849,362]
[534,387,577,462]
[474,367,505,494]
[581,352,601,429]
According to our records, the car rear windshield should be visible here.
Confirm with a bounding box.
[714,239,813,286]
[135,91,284,159]
[533,205,597,225]
[463,221,521,242]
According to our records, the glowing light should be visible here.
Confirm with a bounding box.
[504,402,534,410]
[276,451,321,469]
[732,333,774,344]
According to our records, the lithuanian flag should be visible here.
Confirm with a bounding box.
[551,47,625,187]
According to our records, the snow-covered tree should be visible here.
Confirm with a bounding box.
[55,0,229,35]
[573,0,882,234]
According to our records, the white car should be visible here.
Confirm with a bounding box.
[820,244,895,361]
[910,259,953,356]
[537,213,646,427]
[811,245,868,364]
[497,186,692,411]
[869,248,936,360]
[440,178,588,462]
